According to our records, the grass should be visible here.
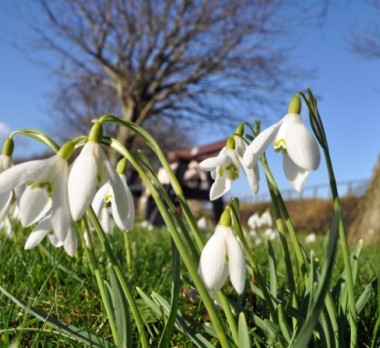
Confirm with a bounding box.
[0,224,379,347]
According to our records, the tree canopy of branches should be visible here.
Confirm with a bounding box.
[350,0,380,59]
[22,0,309,158]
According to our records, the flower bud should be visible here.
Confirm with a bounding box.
[288,94,301,114]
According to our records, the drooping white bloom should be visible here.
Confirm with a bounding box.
[305,232,316,244]
[198,224,246,294]
[197,216,208,229]
[247,212,260,230]
[68,141,131,222]
[260,210,273,227]
[92,172,135,232]
[24,216,77,257]
[243,113,320,191]
[199,136,259,200]
[0,154,71,242]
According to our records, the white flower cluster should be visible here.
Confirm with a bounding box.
[198,95,321,294]
[247,210,278,245]
[199,96,321,201]
[0,140,134,256]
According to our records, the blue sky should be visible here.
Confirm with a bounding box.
[0,1,379,199]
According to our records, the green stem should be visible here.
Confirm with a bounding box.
[123,233,132,274]
[303,89,357,346]
[260,155,308,275]
[100,115,204,251]
[105,138,231,347]
[230,200,278,323]
[78,221,119,345]
[87,208,149,348]
[217,292,239,345]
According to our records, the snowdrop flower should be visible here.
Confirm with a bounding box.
[68,121,132,222]
[243,95,320,191]
[305,232,316,244]
[91,158,135,232]
[197,216,208,229]
[0,141,74,242]
[260,210,273,227]
[247,212,260,230]
[24,216,77,257]
[200,127,259,200]
[198,207,246,294]
[265,228,279,241]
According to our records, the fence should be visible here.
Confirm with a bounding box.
[240,179,369,203]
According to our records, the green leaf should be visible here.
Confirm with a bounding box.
[0,285,114,348]
[238,312,251,348]
[108,264,132,348]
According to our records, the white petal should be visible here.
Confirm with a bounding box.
[104,161,131,229]
[63,227,78,257]
[51,163,70,242]
[243,121,282,168]
[24,217,51,250]
[19,186,51,227]
[92,183,110,216]
[100,207,112,233]
[285,118,320,170]
[111,174,135,231]
[241,161,259,195]
[199,228,229,292]
[283,155,311,192]
[226,231,246,294]
[0,160,47,194]
[0,191,12,222]
[210,175,231,200]
[48,233,64,247]
[199,149,228,171]
[68,143,99,220]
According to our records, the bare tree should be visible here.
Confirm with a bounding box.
[18,0,315,161]
[349,0,380,59]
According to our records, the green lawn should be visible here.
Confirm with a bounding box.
[1,226,379,347]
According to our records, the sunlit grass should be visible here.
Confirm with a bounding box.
[1,225,379,346]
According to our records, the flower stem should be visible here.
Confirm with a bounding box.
[77,221,119,345]
[87,208,149,348]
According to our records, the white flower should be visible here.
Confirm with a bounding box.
[260,210,273,227]
[0,155,71,242]
[92,172,135,232]
[68,142,127,221]
[247,213,260,230]
[198,224,246,294]
[243,113,320,191]
[24,216,77,257]
[199,137,259,200]
[305,232,316,244]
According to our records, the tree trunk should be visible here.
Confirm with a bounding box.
[349,156,380,245]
